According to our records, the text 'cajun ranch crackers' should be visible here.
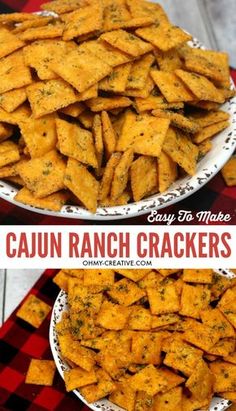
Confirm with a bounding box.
[0,0,234,213]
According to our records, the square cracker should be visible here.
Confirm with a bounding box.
[147,283,180,315]
[109,380,136,411]
[0,12,38,23]
[0,51,32,94]
[19,113,57,159]
[116,111,169,155]
[79,39,131,67]
[12,16,53,34]
[83,269,115,288]
[26,79,78,118]
[101,110,119,161]
[186,359,214,400]
[52,48,112,93]
[41,0,87,14]
[151,70,194,103]
[127,0,169,24]
[131,155,158,201]
[16,294,51,328]
[56,118,98,168]
[18,149,66,198]
[0,27,25,59]
[201,308,235,339]
[193,120,229,144]
[158,151,177,193]
[100,29,153,57]
[128,365,168,396]
[19,23,64,42]
[96,300,130,330]
[99,63,132,93]
[64,158,99,213]
[93,114,103,175]
[111,149,134,200]
[183,321,221,351]
[175,69,225,103]
[155,49,182,72]
[25,359,56,386]
[87,96,131,112]
[15,187,69,212]
[153,387,182,411]
[183,48,230,85]
[164,338,202,377]
[0,88,27,113]
[136,23,192,51]
[107,278,145,306]
[128,306,152,330]
[23,39,72,81]
[163,128,199,176]
[0,141,20,168]
[180,284,211,319]
[131,332,162,364]
[63,2,103,40]
[64,367,97,392]
[221,157,236,187]
[126,53,154,90]
[60,102,85,117]
[182,269,213,284]
[81,369,117,403]
[209,361,236,393]
[189,110,230,128]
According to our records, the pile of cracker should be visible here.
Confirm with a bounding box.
[0,0,234,213]
[53,268,236,410]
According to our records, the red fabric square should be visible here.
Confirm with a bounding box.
[34,387,64,409]
[21,334,49,357]
[0,367,24,391]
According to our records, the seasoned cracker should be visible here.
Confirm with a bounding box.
[19,113,57,158]
[111,149,134,200]
[180,284,211,319]
[183,269,213,284]
[15,187,69,212]
[64,158,99,213]
[186,359,214,400]
[63,2,103,40]
[0,27,25,59]
[64,367,97,391]
[56,118,97,168]
[101,29,153,57]
[87,96,131,112]
[81,368,117,403]
[27,79,78,118]
[158,151,177,193]
[108,278,145,306]
[147,283,180,315]
[25,359,56,386]
[93,114,103,174]
[0,140,20,168]
[126,53,154,90]
[18,149,66,198]
[96,300,130,330]
[175,69,225,103]
[101,111,117,159]
[99,63,132,93]
[0,88,27,113]
[155,49,182,72]
[41,0,87,14]
[60,102,85,117]
[153,387,182,411]
[151,70,194,103]
[79,38,132,67]
[16,294,51,328]
[163,127,199,176]
[193,120,230,144]
[136,23,192,51]
[52,48,112,93]
[19,23,64,41]
[131,155,158,201]
[13,16,53,34]
[0,51,32,94]
[163,338,203,376]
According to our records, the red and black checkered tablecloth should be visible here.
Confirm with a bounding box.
[0,0,235,226]
[0,269,90,411]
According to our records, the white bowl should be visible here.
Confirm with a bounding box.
[49,269,235,411]
[1,38,236,220]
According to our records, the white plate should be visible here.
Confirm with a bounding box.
[0,38,236,220]
[49,269,235,411]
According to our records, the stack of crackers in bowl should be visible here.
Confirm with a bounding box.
[0,0,234,213]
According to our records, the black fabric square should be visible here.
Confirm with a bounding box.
[0,341,18,365]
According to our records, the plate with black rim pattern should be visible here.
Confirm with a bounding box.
[0,33,236,220]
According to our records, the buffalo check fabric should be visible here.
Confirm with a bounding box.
[0,269,90,411]
[0,1,235,225]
